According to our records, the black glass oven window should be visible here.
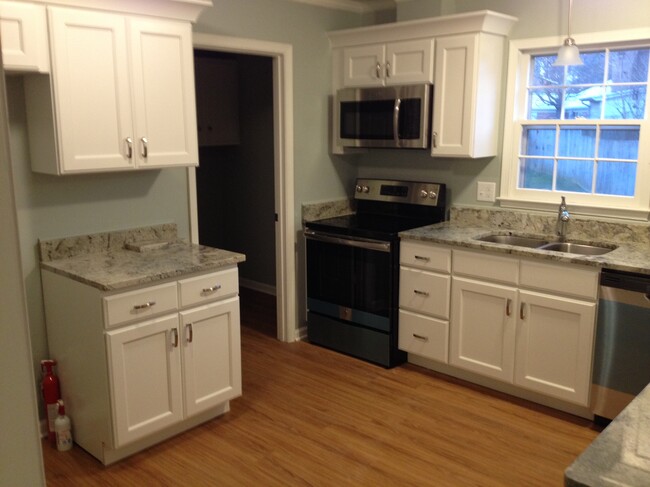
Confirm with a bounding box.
[340,98,422,140]
[306,239,391,320]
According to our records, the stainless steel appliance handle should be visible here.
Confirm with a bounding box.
[304,229,391,253]
[393,98,401,147]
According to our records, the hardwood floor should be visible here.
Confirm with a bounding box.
[43,290,601,486]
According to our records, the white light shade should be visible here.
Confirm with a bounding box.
[553,38,583,66]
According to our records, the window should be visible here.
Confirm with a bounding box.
[500,32,650,220]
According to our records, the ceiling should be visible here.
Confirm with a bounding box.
[288,0,397,13]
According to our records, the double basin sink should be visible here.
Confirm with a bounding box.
[475,233,616,256]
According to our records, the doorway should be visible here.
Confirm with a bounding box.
[188,34,296,342]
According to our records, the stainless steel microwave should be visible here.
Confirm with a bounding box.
[336,84,432,149]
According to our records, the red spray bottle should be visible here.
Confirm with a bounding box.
[41,360,61,444]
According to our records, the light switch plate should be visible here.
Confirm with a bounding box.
[477,181,496,202]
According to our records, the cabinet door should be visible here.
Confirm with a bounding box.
[106,314,183,448]
[450,277,516,382]
[180,297,242,418]
[129,17,198,168]
[0,1,49,72]
[385,39,433,85]
[431,34,476,157]
[342,44,385,87]
[48,7,134,173]
[515,290,596,406]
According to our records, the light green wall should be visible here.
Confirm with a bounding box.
[357,0,650,208]
[8,76,193,404]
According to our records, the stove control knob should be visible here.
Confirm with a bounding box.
[420,190,428,198]
[355,185,362,193]
[428,191,437,200]
[362,185,370,193]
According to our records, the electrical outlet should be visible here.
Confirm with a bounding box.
[477,181,496,202]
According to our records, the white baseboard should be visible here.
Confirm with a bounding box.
[296,325,308,341]
[239,278,276,296]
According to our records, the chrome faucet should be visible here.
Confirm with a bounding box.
[556,196,570,240]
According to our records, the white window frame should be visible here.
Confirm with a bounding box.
[500,28,650,221]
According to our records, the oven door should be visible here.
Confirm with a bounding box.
[305,230,393,332]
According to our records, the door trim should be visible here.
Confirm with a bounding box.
[188,33,296,342]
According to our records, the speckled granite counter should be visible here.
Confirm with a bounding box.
[39,224,246,291]
[399,207,650,276]
[565,384,650,486]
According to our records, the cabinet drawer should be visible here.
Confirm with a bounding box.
[103,282,178,329]
[400,267,450,319]
[520,260,598,300]
[453,249,518,284]
[399,310,448,362]
[178,267,238,308]
[400,241,451,273]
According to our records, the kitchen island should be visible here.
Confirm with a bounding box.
[565,383,650,486]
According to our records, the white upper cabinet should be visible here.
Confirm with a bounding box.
[343,39,433,87]
[329,11,517,157]
[0,1,49,72]
[432,33,505,158]
[24,6,198,175]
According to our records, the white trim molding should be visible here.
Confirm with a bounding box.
[500,28,650,222]
[189,33,297,343]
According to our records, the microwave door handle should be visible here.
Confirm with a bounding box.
[393,98,401,147]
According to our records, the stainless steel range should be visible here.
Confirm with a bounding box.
[304,178,447,367]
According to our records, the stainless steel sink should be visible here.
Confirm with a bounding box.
[537,241,615,256]
[475,234,549,248]
[474,233,616,256]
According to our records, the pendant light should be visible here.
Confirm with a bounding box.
[554,0,583,66]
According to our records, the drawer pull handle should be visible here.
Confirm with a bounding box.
[171,328,179,348]
[186,323,193,343]
[506,299,512,317]
[413,289,429,297]
[125,137,133,159]
[141,137,148,158]
[133,301,156,310]
[414,255,430,262]
[520,302,526,320]
[375,62,381,78]
[413,333,429,342]
[202,284,222,293]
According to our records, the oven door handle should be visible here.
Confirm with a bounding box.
[304,229,391,253]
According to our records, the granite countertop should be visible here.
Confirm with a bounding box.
[400,222,650,276]
[39,224,246,291]
[565,384,650,486]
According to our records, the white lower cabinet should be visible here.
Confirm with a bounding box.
[107,314,183,447]
[450,250,597,406]
[450,277,516,382]
[401,242,598,409]
[514,290,595,404]
[42,265,242,464]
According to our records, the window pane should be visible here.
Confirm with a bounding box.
[604,86,647,119]
[530,55,563,86]
[529,89,562,119]
[567,51,605,84]
[559,126,596,157]
[522,126,555,156]
[599,126,640,159]
[563,87,604,119]
[609,48,650,83]
[596,161,636,196]
[557,159,594,193]
[519,158,553,190]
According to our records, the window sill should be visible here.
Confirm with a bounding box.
[498,197,650,222]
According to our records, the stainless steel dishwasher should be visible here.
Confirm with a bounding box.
[591,269,650,421]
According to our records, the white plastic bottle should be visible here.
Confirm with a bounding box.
[54,400,73,451]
